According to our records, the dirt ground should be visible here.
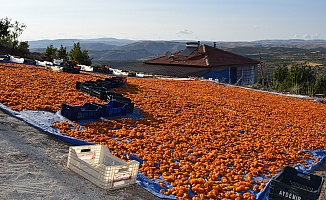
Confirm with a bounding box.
[0,108,325,200]
[312,161,326,200]
[0,109,161,200]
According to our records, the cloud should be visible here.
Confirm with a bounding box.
[253,26,260,29]
[303,33,320,39]
[176,29,194,35]
[312,33,320,39]
[294,34,300,38]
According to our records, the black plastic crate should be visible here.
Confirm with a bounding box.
[76,81,82,89]
[105,80,121,88]
[109,76,127,83]
[63,67,80,74]
[128,72,136,77]
[80,84,93,94]
[61,103,103,121]
[268,166,324,200]
[106,92,123,98]
[95,80,114,89]
[89,87,108,100]
[105,77,127,87]
[93,67,112,74]
[107,95,131,102]
[23,59,36,65]
[84,80,97,85]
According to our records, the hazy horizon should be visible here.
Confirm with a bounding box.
[26,37,326,43]
[2,0,325,42]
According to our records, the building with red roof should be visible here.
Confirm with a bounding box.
[118,41,261,85]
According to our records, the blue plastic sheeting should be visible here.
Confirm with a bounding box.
[136,173,177,200]
[1,102,325,200]
[0,103,92,145]
[127,154,177,199]
[202,68,237,83]
[0,59,10,63]
[1,58,38,66]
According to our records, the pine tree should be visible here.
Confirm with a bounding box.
[43,44,57,60]
[68,42,92,65]
[57,45,68,62]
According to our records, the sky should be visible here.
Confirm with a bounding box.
[1,0,326,42]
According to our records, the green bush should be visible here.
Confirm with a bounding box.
[272,64,325,96]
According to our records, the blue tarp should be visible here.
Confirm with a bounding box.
[0,102,325,200]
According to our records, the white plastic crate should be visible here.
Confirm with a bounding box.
[67,145,139,190]
[50,66,63,72]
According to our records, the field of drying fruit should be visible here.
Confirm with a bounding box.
[1,63,326,200]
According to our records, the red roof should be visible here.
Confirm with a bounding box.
[145,44,260,67]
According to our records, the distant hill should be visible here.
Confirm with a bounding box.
[80,43,116,51]
[89,49,154,61]
[28,38,326,61]
[112,41,185,55]
[28,38,134,49]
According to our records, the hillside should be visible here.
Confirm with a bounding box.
[28,38,326,63]
[112,41,185,55]
[89,49,154,61]
[28,38,134,49]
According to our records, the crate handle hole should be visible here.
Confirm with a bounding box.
[81,149,91,152]
[118,168,129,173]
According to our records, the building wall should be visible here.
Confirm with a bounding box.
[202,67,236,83]
[201,65,258,85]
[235,65,258,85]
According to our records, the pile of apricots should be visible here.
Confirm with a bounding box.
[1,63,326,200]
[0,63,106,112]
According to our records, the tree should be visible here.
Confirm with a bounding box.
[0,17,26,49]
[0,17,11,40]
[43,44,57,60]
[16,41,29,53]
[314,74,326,95]
[272,64,322,96]
[81,49,92,66]
[68,42,92,65]
[272,65,289,91]
[10,20,26,48]
[57,45,68,62]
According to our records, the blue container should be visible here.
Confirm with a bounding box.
[108,101,128,116]
[92,101,127,117]
[61,103,103,121]
[106,95,133,114]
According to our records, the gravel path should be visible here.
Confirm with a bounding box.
[0,109,160,200]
